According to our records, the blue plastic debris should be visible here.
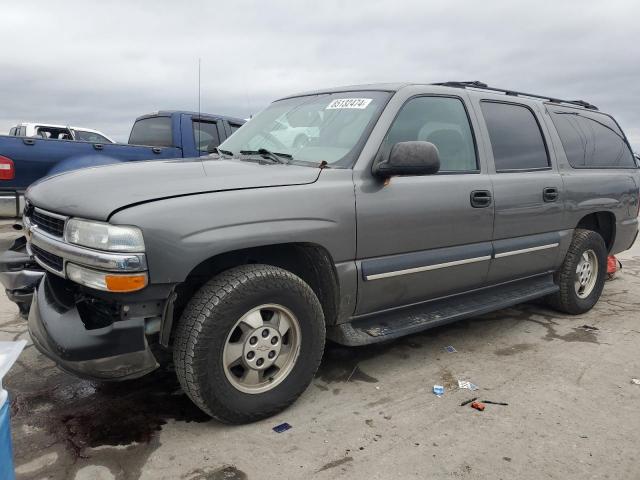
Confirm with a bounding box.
[0,340,27,480]
[433,385,444,396]
[444,346,457,353]
[273,422,292,433]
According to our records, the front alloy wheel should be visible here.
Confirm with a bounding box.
[223,304,301,394]
[174,264,325,424]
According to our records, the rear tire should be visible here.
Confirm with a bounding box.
[547,229,607,314]
[173,264,325,424]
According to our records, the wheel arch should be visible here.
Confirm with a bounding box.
[165,242,340,346]
[576,211,616,252]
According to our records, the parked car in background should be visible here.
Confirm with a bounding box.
[9,123,115,143]
[9,82,639,423]
[0,111,245,217]
[269,118,319,149]
[635,152,640,167]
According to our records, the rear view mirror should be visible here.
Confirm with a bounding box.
[373,141,440,178]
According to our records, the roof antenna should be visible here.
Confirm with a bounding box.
[197,57,201,155]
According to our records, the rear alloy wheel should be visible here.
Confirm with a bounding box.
[173,264,325,424]
[547,229,607,314]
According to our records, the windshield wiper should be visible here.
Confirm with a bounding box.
[217,148,234,156]
[239,148,292,164]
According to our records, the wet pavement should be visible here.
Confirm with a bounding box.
[2,228,640,479]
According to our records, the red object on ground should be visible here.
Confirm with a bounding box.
[471,401,485,411]
[607,255,619,280]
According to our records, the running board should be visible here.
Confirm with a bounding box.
[328,274,558,346]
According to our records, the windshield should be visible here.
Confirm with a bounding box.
[219,91,391,167]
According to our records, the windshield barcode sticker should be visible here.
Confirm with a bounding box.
[326,98,372,110]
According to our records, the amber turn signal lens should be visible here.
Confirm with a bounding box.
[105,273,148,292]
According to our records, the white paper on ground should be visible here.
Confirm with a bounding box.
[458,380,479,391]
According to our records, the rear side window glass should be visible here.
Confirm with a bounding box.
[128,117,173,147]
[380,96,478,172]
[229,123,243,134]
[548,109,635,168]
[480,102,549,171]
[193,121,220,152]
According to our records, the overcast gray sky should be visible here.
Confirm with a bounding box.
[1,0,638,149]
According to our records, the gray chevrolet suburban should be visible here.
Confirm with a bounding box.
[19,82,639,423]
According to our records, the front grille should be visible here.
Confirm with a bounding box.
[30,209,65,237]
[32,244,64,272]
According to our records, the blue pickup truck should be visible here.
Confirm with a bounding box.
[0,111,245,217]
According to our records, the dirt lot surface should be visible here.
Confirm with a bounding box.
[2,226,639,480]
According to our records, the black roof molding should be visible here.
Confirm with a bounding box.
[432,81,598,111]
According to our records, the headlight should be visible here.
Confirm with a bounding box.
[67,263,148,292]
[65,218,145,252]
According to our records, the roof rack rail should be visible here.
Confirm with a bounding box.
[432,81,598,111]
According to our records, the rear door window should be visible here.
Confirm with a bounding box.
[548,108,635,168]
[193,120,220,152]
[480,101,549,171]
[229,123,243,134]
[128,117,173,147]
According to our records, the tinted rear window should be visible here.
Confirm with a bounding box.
[128,117,173,147]
[480,101,549,171]
[548,108,635,168]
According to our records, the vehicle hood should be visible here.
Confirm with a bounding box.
[26,157,322,221]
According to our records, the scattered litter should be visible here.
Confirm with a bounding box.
[433,385,444,396]
[273,422,292,433]
[631,378,640,385]
[458,380,478,391]
[482,400,509,406]
[470,401,485,411]
[580,325,599,332]
[460,397,478,407]
[444,346,457,353]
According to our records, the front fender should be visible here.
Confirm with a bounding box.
[110,169,357,284]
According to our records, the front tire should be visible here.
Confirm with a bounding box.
[547,229,607,314]
[173,264,325,424]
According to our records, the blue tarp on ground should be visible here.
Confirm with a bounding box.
[0,399,15,480]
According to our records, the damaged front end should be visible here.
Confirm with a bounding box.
[14,204,176,381]
[29,274,166,380]
[0,235,44,316]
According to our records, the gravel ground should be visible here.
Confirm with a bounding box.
[2,224,639,480]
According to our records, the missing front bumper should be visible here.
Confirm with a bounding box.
[28,275,160,381]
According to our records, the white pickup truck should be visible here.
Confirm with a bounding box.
[8,123,115,143]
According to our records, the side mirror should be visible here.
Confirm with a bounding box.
[373,141,440,178]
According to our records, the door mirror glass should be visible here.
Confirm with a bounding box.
[373,141,440,177]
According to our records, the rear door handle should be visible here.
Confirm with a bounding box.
[543,187,558,202]
[470,190,492,208]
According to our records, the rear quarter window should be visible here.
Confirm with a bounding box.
[548,107,635,168]
[128,117,173,147]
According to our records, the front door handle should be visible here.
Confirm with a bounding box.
[470,190,492,208]
[543,187,559,202]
